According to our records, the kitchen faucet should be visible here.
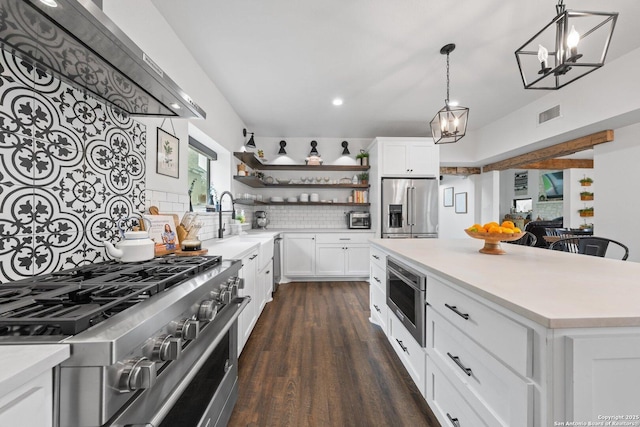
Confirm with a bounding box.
[218,191,236,238]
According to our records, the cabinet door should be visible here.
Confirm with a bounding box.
[0,369,54,427]
[408,143,439,177]
[381,142,409,176]
[344,244,370,276]
[315,244,345,276]
[283,234,316,276]
[566,335,640,421]
[238,252,258,354]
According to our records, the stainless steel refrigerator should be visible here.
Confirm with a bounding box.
[381,178,438,238]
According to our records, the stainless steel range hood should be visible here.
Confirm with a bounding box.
[0,0,206,119]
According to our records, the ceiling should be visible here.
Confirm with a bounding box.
[152,0,640,139]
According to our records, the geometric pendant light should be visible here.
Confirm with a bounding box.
[515,0,618,90]
[430,44,469,144]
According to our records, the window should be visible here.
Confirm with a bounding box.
[514,198,532,213]
[187,136,217,209]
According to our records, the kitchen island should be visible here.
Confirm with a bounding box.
[370,238,640,427]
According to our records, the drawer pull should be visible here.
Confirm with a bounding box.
[373,276,381,283]
[445,303,470,320]
[250,254,258,260]
[447,352,472,376]
[396,339,408,353]
[373,304,381,313]
[339,238,351,241]
[372,254,380,260]
[446,413,460,427]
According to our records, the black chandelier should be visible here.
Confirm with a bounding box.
[430,43,469,145]
[515,0,618,90]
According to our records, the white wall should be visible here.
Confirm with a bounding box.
[104,0,246,198]
[563,168,594,229]
[594,122,640,262]
[480,171,500,226]
[439,175,478,239]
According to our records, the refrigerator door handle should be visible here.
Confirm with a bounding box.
[411,186,417,226]
[407,186,413,227]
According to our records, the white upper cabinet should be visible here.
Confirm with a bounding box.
[378,138,439,177]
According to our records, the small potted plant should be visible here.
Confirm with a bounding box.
[358,172,369,185]
[578,207,594,217]
[579,177,593,186]
[257,149,264,159]
[580,191,594,201]
[356,150,369,166]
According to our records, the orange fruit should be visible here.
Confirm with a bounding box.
[488,225,501,234]
[501,220,515,229]
[500,226,514,234]
[483,222,499,230]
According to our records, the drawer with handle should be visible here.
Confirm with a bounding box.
[388,315,426,397]
[370,262,385,293]
[315,233,372,244]
[370,246,387,270]
[428,275,532,377]
[370,281,387,331]
[426,356,490,427]
[429,307,533,426]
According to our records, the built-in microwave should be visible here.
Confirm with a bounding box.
[386,258,426,347]
[347,211,371,229]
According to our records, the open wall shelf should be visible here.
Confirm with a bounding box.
[234,198,369,207]
[234,176,369,189]
[234,152,369,172]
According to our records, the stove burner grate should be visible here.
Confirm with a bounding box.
[0,255,222,336]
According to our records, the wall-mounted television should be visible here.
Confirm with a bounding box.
[541,171,563,199]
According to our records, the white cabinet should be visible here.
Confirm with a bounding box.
[257,262,273,313]
[388,314,427,398]
[0,345,69,427]
[283,234,316,276]
[380,139,439,177]
[315,234,371,276]
[284,233,373,278]
[238,250,258,354]
[565,334,640,420]
[369,246,388,330]
[0,372,54,427]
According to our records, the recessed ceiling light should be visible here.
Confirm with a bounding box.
[170,103,181,110]
[39,0,58,7]
[332,98,343,106]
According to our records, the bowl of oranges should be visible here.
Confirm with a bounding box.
[465,221,525,255]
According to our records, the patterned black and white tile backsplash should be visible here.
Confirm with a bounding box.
[0,50,146,283]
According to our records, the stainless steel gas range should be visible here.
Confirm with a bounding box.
[0,256,249,427]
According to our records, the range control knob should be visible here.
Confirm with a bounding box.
[150,334,181,362]
[174,318,199,341]
[211,286,233,305]
[227,277,241,298]
[118,357,156,392]
[197,300,218,322]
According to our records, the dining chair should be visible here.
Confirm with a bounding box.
[549,236,629,261]
[509,231,537,247]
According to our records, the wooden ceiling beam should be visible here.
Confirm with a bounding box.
[482,130,613,172]
[518,159,594,170]
[440,166,482,176]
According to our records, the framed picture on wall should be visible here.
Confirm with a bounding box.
[455,192,467,214]
[157,128,179,178]
[443,187,454,207]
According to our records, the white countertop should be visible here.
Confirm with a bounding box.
[0,345,70,396]
[371,238,640,329]
[202,231,280,259]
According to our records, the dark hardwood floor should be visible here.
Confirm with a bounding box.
[228,281,440,427]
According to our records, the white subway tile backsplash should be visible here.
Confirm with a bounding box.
[159,201,173,212]
[154,191,167,202]
[166,193,179,202]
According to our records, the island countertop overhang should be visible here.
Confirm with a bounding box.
[370,238,640,329]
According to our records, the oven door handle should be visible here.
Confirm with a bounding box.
[387,267,424,293]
